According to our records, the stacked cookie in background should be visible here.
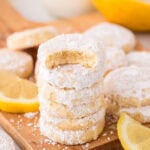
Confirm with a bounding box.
[36,33,106,145]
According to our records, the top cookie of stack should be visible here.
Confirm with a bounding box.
[37,33,105,89]
[36,33,106,145]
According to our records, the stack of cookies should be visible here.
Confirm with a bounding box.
[36,33,106,145]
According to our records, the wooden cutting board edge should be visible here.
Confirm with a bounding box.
[0,113,33,150]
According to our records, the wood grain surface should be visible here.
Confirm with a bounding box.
[0,0,146,150]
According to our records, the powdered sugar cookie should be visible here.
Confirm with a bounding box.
[39,93,104,119]
[119,106,150,123]
[0,127,16,150]
[37,34,105,89]
[40,107,105,130]
[127,51,150,67]
[37,64,105,90]
[34,60,39,80]
[104,66,150,107]
[105,47,127,75]
[84,22,136,52]
[7,26,58,50]
[39,80,103,106]
[0,49,33,78]
[40,116,105,145]
[104,66,150,122]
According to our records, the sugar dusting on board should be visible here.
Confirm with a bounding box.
[6,112,117,149]
[81,143,90,150]
[24,112,38,119]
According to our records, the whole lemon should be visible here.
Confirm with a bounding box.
[93,0,150,31]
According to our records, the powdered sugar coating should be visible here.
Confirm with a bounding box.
[40,107,105,130]
[7,26,58,50]
[40,117,105,145]
[38,63,104,90]
[39,80,103,106]
[84,22,136,52]
[119,106,150,123]
[127,51,150,67]
[37,34,105,89]
[39,92,104,119]
[104,66,150,103]
[105,47,127,74]
[0,49,33,78]
[0,127,15,150]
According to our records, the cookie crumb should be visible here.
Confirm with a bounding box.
[9,119,14,123]
[110,130,114,135]
[102,132,107,137]
[44,138,56,145]
[24,112,38,119]
[107,137,111,141]
[63,147,68,150]
[27,123,33,127]
[81,143,90,150]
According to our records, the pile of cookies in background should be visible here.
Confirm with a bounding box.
[0,22,150,145]
[0,26,58,79]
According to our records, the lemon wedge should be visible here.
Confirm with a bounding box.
[93,0,150,31]
[117,113,150,150]
[0,70,39,113]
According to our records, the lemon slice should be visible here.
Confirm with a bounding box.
[0,70,39,113]
[117,113,150,150]
[93,0,150,31]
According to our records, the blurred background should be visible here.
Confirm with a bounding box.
[8,0,150,48]
[8,0,95,22]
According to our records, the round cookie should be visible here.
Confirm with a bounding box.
[104,66,150,122]
[0,49,33,78]
[7,26,58,50]
[119,106,150,123]
[37,33,105,90]
[40,116,105,145]
[127,51,150,67]
[105,47,127,75]
[104,66,150,108]
[84,22,136,53]
[40,107,105,130]
[39,79,103,106]
[39,93,104,119]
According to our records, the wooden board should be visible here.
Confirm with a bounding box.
[0,0,147,150]
[0,112,121,150]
